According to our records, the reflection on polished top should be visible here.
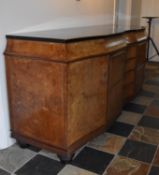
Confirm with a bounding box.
[6,25,145,43]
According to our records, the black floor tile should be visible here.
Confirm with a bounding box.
[0,169,10,175]
[139,116,159,130]
[145,79,159,86]
[107,121,134,137]
[149,166,159,175]
[15,155,64,175]
[119,140,157,163]
[151,99,159,106]
[145,80,159,86]
[139,90,155,97]
[123,103,146,113]
[71,147,114,174]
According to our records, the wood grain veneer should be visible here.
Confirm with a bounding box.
[5,28,147,161]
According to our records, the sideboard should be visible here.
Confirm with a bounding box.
[5,25,147,162]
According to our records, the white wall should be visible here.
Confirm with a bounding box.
[116,0,132,27]
[141,0,159,61]
[0,0,115,149]
[130,0,142,27]
[116,0,141,28]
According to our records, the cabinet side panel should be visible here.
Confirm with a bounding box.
[67,57,108,146]
[6,56,66,148]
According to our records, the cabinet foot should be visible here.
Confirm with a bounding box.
[58,154,75,164]
[17,140,30,149]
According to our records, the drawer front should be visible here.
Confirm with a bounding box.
[127,46,137,59]
[124,84,135,101]
[137,42,146,66]
[109,50,126,87]
[126,58,136,72]
[67,37,127,61]
[124,70,135,85]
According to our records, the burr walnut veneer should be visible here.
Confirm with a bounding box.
[5,25,147,162]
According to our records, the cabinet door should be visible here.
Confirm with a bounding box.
[107,50,126,126]
[67,56,108,146]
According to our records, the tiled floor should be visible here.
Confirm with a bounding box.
[1,62,159,175]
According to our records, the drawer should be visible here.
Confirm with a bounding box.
[137,42,146,66]
[126,58,136,71]
[109,50,126,87]
[124,70,135,85]
[124,83,135,102]
[67,37,127,61]
[127,46,137,59]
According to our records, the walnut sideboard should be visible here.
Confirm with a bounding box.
[5,25,147,162]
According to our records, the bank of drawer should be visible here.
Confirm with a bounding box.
[126,58,136,72]
[127,46,137,59]
[109,50,126,87]
[124,71,135,85]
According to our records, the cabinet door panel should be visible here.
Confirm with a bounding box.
[67,56,108,146]
[6,57,67,148]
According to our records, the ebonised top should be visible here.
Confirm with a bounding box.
[6,25,145,43]
[142,16,159,19]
